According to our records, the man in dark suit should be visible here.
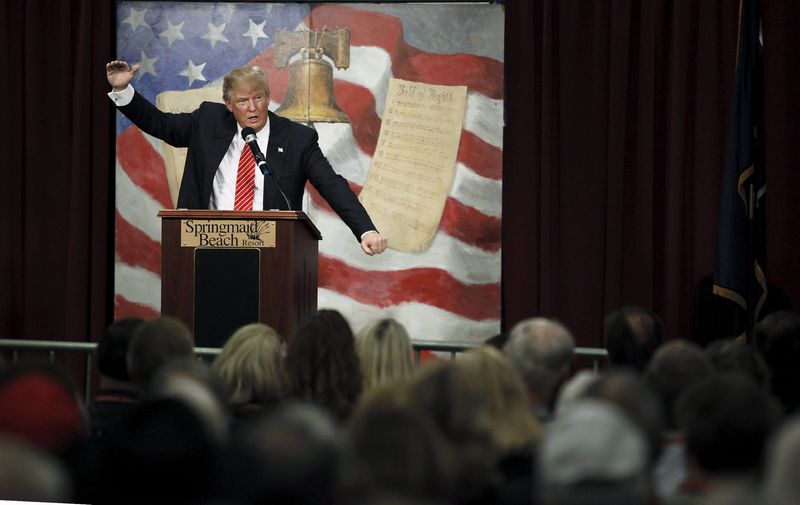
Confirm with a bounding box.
[106,61,387,255]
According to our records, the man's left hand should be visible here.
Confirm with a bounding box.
[360,231,388,256]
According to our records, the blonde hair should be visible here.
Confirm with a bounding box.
[212,323,286,407]
[222,66,270,103]
[455,346,543,452]
[355,318,414,391]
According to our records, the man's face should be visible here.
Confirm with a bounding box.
[225,83,270,132]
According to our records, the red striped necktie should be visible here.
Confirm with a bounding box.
[233,143,256,210]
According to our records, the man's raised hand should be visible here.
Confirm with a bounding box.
[106,60,139,91]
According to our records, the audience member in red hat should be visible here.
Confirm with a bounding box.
[0,363,87,453]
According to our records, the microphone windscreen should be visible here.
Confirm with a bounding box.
[241,127,256,140]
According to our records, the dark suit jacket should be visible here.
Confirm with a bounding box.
[118,91,376,240]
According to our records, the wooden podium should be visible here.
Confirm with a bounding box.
[158,210,321,347]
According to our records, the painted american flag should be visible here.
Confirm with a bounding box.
[114,2,504,345]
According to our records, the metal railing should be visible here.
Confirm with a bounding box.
[0,338,609,400]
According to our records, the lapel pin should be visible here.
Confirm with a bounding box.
[278,147,284,153]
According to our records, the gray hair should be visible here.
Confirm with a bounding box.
[504,318,575,397]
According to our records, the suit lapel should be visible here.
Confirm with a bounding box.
[264,111,290,209]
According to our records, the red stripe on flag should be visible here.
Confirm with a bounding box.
[115,211,161,275]
[457,131,502,181]
[319,255,500,321]
[116,127,173,209]
[114,295,159,320]
[333,82,381,154]
[309,5,503,99]
[440,199,501,252]
[306,182,500,252]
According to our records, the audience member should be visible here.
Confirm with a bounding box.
[236,402,344,505]
[458,346,543,454]
[148,358,231,446]
[457,346,543,504]
[212,323,287,420]
[96,397,224,505]
[704,338,770,390]
[0,363,87,455]
[504,317,575,422]
[539,400,650,505]
[346,402,453,504]
[583,370,664,465]
[669,374,782,505]
[405,359,502,504]
[603,306,665,372]
[762,416,800,505]
[644,339,713,430]
[0,434,73,502]
[484,331,509,349]
[356,318,414,392]
[752,310,800,415]
[554,370,599,415]
[286,310,363,422]
[644,340,714,500]
[126,316,194,391]
[91,317,144,438]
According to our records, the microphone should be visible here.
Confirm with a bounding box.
[241,127,293,210]
[241,127,269,174]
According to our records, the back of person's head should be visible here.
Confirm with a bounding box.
[583,370,664,465]
[127,316,194,390]
[676,374,781,477]
[405,359,509,504]
[644,339,714,429]
[96,317,144,381]
[238,402,343,505]
[0,435,72,502]
[286,310,362,421]
[346,402,453,502]
[752,310,800,414]
[603,306,665,372]
[355,318,414,391]
[705,339,770,389]
[98,397,220,504]
[148,358,231,445]
[212,323,287,414]
[0,364,87,454]
[504,317,575,402]
[539,400,649,505]
[763,416,800,503]
[0,436,72,503]
[455,346,542,453]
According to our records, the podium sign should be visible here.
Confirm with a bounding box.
[179,219,277,248]
[158,210,321,347]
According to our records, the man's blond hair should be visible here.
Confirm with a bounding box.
[222,66,270,103]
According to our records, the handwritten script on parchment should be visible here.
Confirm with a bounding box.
[359,78,467,252]
[155,86,224,206]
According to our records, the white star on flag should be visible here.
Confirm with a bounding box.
[135,50,158,80]
[178,60,206,86]
[202,22,229,49]
[122,7,148,31]
[242,19,268,48]
[160,20,185,47]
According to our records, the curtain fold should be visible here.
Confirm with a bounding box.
[0,0,113,341]
[503,0,800,345]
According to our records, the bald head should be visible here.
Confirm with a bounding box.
[504,318,575,399]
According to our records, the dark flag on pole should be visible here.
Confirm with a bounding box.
[713,0,767,340]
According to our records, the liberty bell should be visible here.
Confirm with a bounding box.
[274,28,350,123]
